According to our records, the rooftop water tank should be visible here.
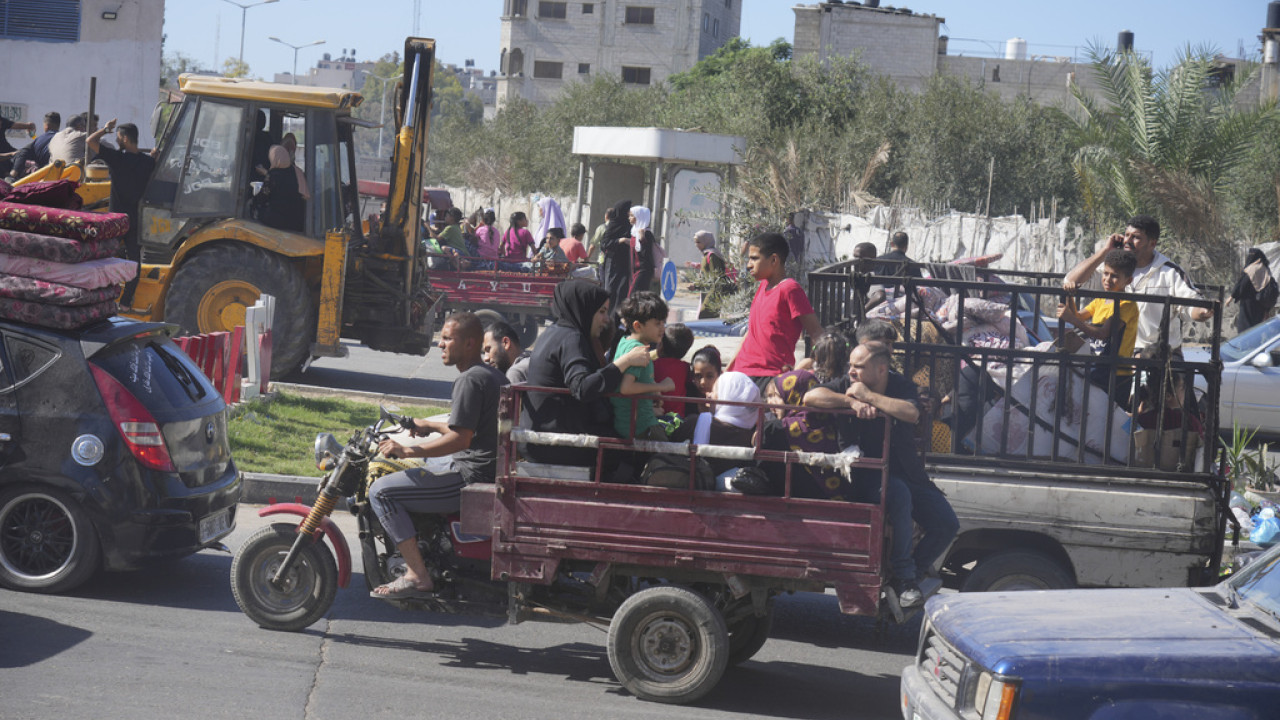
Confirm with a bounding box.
[1005,37,1027,61]
[1118,30,1134,53]
[1269,1,1280,29]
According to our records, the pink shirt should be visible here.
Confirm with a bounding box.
[500,228,535,261]
[475,225,500,258]
[732,278,814,377]
[560,236,587,263]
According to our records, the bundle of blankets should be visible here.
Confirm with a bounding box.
[0,179,135,330]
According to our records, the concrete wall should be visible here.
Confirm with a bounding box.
[940,56,1104,107]
[792,3,943,91]
[0,0,164,146]
[497,0,743,107]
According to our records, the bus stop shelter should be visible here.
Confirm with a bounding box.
[571,126,745,267]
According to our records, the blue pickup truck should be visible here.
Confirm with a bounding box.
[901,543,1280,720]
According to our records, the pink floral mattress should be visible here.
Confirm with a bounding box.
[0,227,121,263]
[0,297,117,330]
[0,202,129,241]
[0,275,120,306]
[0,255,135,289]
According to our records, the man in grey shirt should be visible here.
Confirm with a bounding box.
[483,319,532,384]
[367,311,508,599]
[47,113,92,166]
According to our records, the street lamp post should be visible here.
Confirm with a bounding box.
[221,0,279,69]
[269,36,325,84]
[375,73,403,159]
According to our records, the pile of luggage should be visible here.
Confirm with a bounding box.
[0,179,134,329]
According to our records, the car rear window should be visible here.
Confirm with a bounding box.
[91,339,215,417]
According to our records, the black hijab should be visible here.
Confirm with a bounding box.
[1246,247,1271,269]
[603,199,633,241]
[552,278,610,336]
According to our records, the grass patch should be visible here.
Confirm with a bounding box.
[228,391,448,476]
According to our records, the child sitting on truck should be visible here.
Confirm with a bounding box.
[654,323,699,416]
[611,292,676,441]
[1057,249,1139,406]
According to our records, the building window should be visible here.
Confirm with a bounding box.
[510,0,528,17]
[578,63,590,74]
[621,66,651,85]
[725,0,731,6]
[702,12,709,32]
[624,6,655,25]
[508,48,525,76]
[533,61,564,79]
[713,18,719,37]
[538,1,567,18]
[1,0,80,42]
[582,3,593,13]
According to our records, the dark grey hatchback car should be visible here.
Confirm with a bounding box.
[0,317,241,593]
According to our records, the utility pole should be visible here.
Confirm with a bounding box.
[221,0,279,68]
[269,36,325,84]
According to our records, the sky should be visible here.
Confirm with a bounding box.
[162,0,1268,81]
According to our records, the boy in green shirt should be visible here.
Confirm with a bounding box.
[612,292,676,440]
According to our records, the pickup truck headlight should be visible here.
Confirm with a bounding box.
[974,671,1018,720]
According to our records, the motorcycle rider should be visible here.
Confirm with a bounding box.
[369,311,508,599]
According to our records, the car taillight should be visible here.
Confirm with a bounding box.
[89,363,177,472]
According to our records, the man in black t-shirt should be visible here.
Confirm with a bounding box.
[805,341,958,607]
[368,312,508,599]
[0,115,37,178]
[87,119,156,306]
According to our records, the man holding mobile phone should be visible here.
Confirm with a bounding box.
[1062,214,1210,358]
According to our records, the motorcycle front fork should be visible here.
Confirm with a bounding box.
[271,486,342,587]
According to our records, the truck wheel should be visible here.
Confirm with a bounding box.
[607,585,729,704]
[726,600,774,666]
[516,316,541,348]
[0,486,101,593]
[960,550,1074,593]
[165,244,314,378]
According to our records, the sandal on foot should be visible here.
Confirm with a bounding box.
[370,575,434,600]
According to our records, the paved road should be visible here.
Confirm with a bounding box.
[1,506,920,720]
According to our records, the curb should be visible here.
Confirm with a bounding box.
[240,471,345,508]
[270,382,451,408]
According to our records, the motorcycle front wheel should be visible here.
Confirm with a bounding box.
[231,523,337,632]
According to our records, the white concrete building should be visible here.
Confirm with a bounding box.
[792,2,1112,106]
[497,0,743,107]
[0,0,164,145]
[274,53,376,89]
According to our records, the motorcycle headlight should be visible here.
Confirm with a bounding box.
[974,670,1018,720]
[313,432,342,470]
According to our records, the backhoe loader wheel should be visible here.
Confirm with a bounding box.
[165,244,314,378]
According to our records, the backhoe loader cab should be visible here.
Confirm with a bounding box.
[127,38,438,377]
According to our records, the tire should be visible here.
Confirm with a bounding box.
[516,315,541,348]
[231,523,337,631]
[607,585,729,704]
[165,243,314,378]
[726,600,774,666]
[0,486,100,593]
[960,550,1075,593]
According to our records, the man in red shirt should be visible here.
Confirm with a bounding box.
[727,232,825,388]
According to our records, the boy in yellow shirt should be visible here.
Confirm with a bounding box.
[1058,249,1139,407]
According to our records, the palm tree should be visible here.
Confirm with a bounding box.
[1069,44,1275,280]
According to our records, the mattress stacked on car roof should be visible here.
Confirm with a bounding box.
[0,179,135,329]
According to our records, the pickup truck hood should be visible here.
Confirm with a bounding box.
[928,588,1280,683]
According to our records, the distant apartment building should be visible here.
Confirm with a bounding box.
[274,51,376,89]
[497,0,743,107]
[443,61,499,115]
[794,1,1265,108]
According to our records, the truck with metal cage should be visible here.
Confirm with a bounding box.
[808,259,1232,592]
